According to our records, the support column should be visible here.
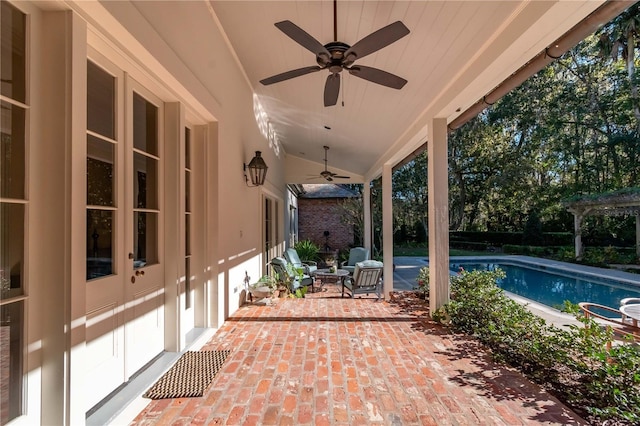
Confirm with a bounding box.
[363,181,372,252]
[382,165,393,300]
[428,118,450,314]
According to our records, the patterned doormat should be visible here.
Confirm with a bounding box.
[143,350,231,399]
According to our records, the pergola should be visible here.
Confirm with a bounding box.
[563,188,640,260]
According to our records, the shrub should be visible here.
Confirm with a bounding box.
[415,266,429,298]
[438,269,640,424]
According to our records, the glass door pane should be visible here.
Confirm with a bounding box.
[132,93,158,268]
[1,2,27,422]
[86,61,117,280]
[1,101,26,199]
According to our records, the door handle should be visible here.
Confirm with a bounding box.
[135,270,145,276]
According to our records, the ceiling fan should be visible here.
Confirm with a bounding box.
[259,0,409,107]
[310,146,350,181]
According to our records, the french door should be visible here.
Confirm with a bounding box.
[85,57,165,409]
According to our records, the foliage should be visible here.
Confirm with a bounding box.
[394,151,429,240]
[255,274,278,290]
[290,286,308,298]
[438,269,640,424]
[335,15,640,253]
[294,239,320,262]
[415,266,429,298]
[522,209,544,246]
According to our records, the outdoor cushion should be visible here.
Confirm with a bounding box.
[284,248,317,275]
[341,247,370,274]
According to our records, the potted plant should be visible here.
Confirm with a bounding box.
[249,275,278,299]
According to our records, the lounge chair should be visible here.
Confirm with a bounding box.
[269,257,314,293]
[284,248,318,276]
[341,247,370,274]
[342,260,383,299]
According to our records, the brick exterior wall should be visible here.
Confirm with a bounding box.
[298,198,354,251]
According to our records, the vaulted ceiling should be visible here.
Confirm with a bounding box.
[138,1,611,183]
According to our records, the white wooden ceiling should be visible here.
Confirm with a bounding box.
[137,0,606,183]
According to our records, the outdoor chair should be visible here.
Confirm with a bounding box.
[270,256,314,293]
[342,260,383,300]
[578,302,640,348]
[284,248,318,276]
[341,247,370,274]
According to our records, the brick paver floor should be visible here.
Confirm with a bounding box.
[131,284,587,425]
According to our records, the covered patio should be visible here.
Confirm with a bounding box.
[3,1,637,424]
[127,285,587,426]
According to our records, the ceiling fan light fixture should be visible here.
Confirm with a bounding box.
[259,5,409,107]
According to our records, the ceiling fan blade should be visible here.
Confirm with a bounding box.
[348,65,407,89]
[275,20,331,60]
[343,21,409,64]
[260,66,323,85]
[324,74,340,107]
[332,175,350,179]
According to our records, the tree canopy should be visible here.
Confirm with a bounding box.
[340,5,640,252]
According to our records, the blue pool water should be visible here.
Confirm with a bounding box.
[449,262,640,309]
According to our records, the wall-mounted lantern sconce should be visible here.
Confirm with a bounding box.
[244,151,268,186]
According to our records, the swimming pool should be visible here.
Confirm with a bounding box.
[449,259,640,310]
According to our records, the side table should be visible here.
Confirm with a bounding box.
[314,269,349,293]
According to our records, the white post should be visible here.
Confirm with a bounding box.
[382,165,394,300]
[428,118,450,314]
[363,181,372,252]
